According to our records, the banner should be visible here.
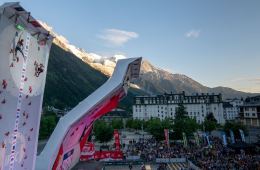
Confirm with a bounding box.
[204,132,211,146]
[114,129,120,151]
[222,132,227,146]
[182,132,188,148]
[164,129,170,147]
[239,129,246,142]
[229,129,235,144]
[94,151,123,161]
[194,132,200,146]
[80,142,95,161]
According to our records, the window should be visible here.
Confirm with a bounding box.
[252,113,256,116]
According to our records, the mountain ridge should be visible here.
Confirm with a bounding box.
[40,21,258,99]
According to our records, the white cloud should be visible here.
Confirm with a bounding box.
[98,29,139,46]
[185,29,200,38]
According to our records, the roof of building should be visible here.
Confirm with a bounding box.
[243,95,260,106]
[223,102,233,108]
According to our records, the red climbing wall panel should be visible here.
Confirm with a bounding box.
[0,3,53,170]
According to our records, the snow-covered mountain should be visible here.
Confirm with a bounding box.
[39,21,122,76]
[40,21,258,98]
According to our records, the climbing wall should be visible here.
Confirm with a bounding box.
[0,4,53,170]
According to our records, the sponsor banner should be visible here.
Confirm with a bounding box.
[94,151,123,161]
[156,158,186,163]
[164,129,169,147]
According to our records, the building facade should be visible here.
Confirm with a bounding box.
[239,96,260,127]
[223,98,243,121]
[133,92,225,124]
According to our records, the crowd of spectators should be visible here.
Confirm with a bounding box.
[125,137,260,169]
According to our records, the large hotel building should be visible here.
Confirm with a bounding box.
[133,92,225,124]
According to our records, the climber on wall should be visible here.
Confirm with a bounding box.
[10,34,26,62]
[34,61,44,77]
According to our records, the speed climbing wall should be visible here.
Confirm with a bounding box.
[0,3,53,170]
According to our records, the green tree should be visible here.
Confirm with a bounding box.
[126,118,133,129]
[206,112,217,123]
[173,104,199,139]
[203,112,217,132]
[94,120,114,143]
[173,117,199,139]
[145,118,174,141]
[132,119,142,130]
[175,103,188,120]
[39,114,57,140]
[146,118,165,140]
[203,119,217,132]
[111,119,123,129]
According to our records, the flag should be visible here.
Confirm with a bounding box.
[114,129,120,151]
[164,129,169,147]
[229,129,235,144]
[205,132,211,146]
[239,129,246,142]
[182,132,188,147]
[194,132,200,146]
[222,132,227,146]
[62,149,74,170]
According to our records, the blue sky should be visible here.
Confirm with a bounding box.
[1,0,260,93]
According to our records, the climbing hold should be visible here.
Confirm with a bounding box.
[1,99,6,104]
[25,95,29,99]
[26,114,29,119]
[22,122,26,126]
[1,142,5,148]
[4,131,9,136]
[2,80,7,89]
[28,102,31,106]
[23,111,26,116]
[30,128,33,131]
[0,114,2,119]
[70,132,74,137]
[24,77,28,81]
[10,62,14,67]
[29,86,32,93]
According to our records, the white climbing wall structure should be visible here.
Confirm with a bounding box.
[0,3,53,170]
[36,57,142,170]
